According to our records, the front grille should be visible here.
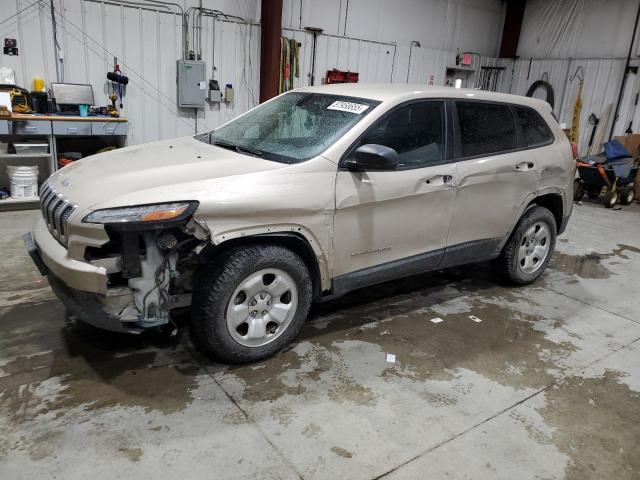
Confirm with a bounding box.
[39,181,77,246]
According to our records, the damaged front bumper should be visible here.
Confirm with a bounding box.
[49,273,147,333]
[25,217,199,333]
[30,218,109,294]
[25,231,140,333]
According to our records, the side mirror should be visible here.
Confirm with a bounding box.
[346,144,399,171]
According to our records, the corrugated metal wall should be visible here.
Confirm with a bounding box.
[2,0,638,154]
[281,28,397,88]
[402,45,455,86]
[497,58,629,154]
[1,0,260,144]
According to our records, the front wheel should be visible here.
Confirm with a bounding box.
[603,189,618,208]
[493,206,557,285]
[191,244,312,363]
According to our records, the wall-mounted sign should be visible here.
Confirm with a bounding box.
[4,38,18,56]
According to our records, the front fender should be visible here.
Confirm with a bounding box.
[209,224,332,292]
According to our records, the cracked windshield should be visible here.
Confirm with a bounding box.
[206,92,380,163]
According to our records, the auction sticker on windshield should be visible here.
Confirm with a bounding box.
[327,101,370,114]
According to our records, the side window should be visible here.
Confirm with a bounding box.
[456,102,517,157]
[515,106,554,147]
[357,101,445,168]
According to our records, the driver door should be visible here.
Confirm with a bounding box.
[332,100,458,293]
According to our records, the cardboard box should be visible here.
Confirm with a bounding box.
[614,134,640,159]
[615,135,640,201]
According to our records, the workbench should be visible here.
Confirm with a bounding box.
[0,114,128,211]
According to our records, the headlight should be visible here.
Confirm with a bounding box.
[83,202,197,224]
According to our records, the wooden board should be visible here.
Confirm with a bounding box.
[587,104,612,156]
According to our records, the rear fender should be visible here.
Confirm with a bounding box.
[498,187,567,251]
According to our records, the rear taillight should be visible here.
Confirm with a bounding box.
[571,143,578,159]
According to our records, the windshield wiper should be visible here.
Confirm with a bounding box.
[236,145,263,156]
[213,140,263,157]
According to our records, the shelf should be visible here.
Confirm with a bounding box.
[0,196,40,211]
[0,153,51,159]
[446,66,475,74]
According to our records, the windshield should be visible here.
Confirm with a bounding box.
[204,92,380,163]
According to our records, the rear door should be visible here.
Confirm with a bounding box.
[332,100,458,290]
[444,100,539,266]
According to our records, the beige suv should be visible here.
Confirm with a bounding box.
[25,84,574,363]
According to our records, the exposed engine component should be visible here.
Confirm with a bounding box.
[80,213,211,331]
[157,233,179,251]
[127,232,178,327]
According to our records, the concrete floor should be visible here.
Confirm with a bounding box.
[1,199,640,480]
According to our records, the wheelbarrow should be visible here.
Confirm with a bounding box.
[573,156,637,207]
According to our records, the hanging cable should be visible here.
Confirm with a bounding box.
[0,0,43,26]
[49,0,63,82]
[569,66,584,83]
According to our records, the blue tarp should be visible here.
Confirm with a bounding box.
[603,139,631,161]
[603,140,634,178]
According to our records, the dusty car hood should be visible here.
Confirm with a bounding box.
[47,136,286,209]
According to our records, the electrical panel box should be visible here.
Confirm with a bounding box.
[177,60,205,108]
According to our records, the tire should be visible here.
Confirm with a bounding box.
[603,190,618,208]
[525,80,555,109]
[619,186,635,205]
[573,179,585,201]
[586,185,602,199]
[493,206,557,285]
[191,244,312,363]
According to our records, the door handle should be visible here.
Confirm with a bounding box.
[516,161,535,171]
[424,174,454,185]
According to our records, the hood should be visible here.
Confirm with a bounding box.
[47,136,286,209]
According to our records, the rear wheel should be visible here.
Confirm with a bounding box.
[191,244,312,363]
[493,206,557,285]
[603,189,618,208]
[619,186,635,205]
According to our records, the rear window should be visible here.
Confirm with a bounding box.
[456,102,517,157]
[515,106,554,147]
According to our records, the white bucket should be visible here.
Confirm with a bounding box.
[7,165,39,198]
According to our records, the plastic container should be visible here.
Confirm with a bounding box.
[7,165,39,198]
[13,143,49,154]
[33,77,45,92]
